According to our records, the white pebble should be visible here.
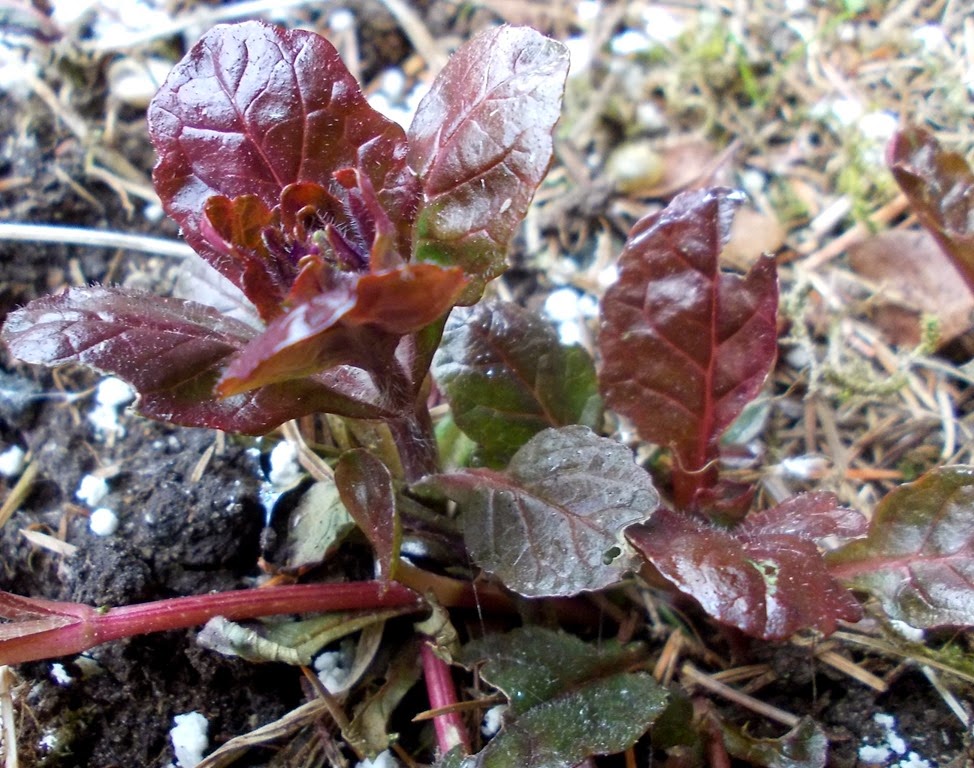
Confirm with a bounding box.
[377,67,407,101]
[557,321,584,346]
[812,96,862,127]
[314,650,349,692]
[577,293,599,318]
[888,731,907,755]
[859,744,890,764]
[897,752,932,768]
[565,36,593,78]
[356,750,399,768]
[481,704,507,737]
[913,24,947,53]
[859,110,899,144]
[544,288,580,323]
[0,445,26,478]
[170,711,209,768]
[89,508,119,537]
[88,377,134,438]
[874,713,896,729]
[144,202,164,223]
[96,377,135,408]
[610,29,651,56]
[77,474,109,506]
[268,440,303,488]
[576,0,600,24]
[50,663,72,685]
[597,264,619,289]
[641,6,685,43]
[329,8,355,31]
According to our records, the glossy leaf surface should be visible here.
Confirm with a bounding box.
[888,126,974,293]
[628,498,864,640]
[599,188,778,506]
[460,626,649,717]
[336,449,401,580]
[216,264,467,397]
[433,301,602,465]
[415,426,657,597]
[827,466,974,627]
[149,20,418,288]
[440,627,667,768]
[1,287,387,432]
[408,26,569,302]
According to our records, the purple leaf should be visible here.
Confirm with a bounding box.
[215,264,468,398]
[0,287,390,433]
[414,426,658,597]
[149,20,420,293]
[741,492,867,547]
[888,127,974,294]
[598,188,778,508]
[172,254,261,329]
[2,286,253,392]
[408,25,569,303]
[432,301,603,465]
[827,466,974,628]
[628,505,862,641]
[336,449,401,580]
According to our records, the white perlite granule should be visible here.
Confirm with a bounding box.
[268,440,303,488]
[89,508,120,537]
[859,713,932,768]
[0,445,25,478]
[356,750,399,768]
[88,377,135,438]
[76,475,109,507]
[170,711,208,767]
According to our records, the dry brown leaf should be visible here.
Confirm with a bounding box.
[848,229,974,346]
[608,137,730,199]
[721,207,786,271]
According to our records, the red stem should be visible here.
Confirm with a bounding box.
[420,639,471,756]
[671,461,718,512]
[0,582,423,665]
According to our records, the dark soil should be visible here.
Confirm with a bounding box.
[0,30,306,766]
[0,4,971,768]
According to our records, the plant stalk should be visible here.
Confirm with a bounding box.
[0,582,423,666]
[420,640,471,756]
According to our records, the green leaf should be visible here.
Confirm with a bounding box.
[434,412,478,470]
[283,479,356,570]
[442,627,667,768]
[461,626,648,717]
[720,717,828,768]
[827,465,974,628]
[433,301,603,466]
[469,673,665,767]
[414,426,658,597]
